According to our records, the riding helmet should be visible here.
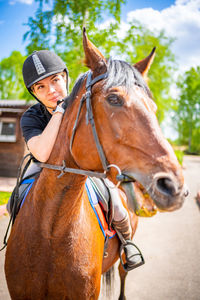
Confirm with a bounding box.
[22,50,69,96]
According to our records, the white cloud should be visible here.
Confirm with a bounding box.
[9,0,33,5]
[120,0,200,138]
[127,0,200,73]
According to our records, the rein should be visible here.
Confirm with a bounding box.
[37,71,118,180]
[36,71,134,184]
[37,160,107,179]
[71,71,108,171]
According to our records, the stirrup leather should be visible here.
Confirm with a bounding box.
[119,240,145,272]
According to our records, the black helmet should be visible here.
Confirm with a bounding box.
[22,50,69,95]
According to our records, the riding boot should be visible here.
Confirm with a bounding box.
[112,214,145,271]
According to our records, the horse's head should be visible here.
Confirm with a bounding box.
[67,28,187,212]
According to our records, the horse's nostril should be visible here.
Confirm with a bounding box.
[156,178,177,196]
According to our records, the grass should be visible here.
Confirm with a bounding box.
[174,149,184,165]
[0,191,11,205]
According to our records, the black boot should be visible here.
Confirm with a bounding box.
[122,240,145,271]
[112,215,145,271]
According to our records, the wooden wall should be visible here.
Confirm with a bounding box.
[0,101,31,177]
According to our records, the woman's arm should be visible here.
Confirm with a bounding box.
[27,111,63,162]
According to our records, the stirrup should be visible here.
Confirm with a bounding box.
[119,240,145,272]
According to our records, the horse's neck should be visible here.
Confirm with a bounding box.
[33,170,86,236]
[36,166,86,207]
[33,90,88,232]
[39,103,83,203]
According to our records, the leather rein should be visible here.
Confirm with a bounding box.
[37,71,133,183]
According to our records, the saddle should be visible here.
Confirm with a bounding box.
[9,154,114,229]
[8,154,40,224]
[1,154,115,252]
[9,176,36,220]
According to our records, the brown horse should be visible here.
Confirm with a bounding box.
[5,29,186,300]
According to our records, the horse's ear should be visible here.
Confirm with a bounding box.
[134,47,156,77]
[83,27,107,74]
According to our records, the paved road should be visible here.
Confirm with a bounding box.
[0,156,200,300]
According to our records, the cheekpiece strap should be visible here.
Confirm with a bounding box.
[86,72,108,89]
[85,71,109,171]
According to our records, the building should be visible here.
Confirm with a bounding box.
[0,100,33,177]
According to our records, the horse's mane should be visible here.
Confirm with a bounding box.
[63,58,152,109]
[105,59,152,98]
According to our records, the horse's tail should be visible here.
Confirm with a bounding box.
[102,266,115,300]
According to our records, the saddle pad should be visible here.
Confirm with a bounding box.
[20,178,116,239]
[85,178,116,239]
[20,178,35,209]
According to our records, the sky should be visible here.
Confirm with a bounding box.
[0,0,200,75]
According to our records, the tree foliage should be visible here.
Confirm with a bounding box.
[112,21,176,122]
[0,51,31,100]
[23,0,126,85]
[175,66,200,153]
[22,1,176,122]
[1,0,176,124]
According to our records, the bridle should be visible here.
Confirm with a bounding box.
[37,71,133,183]
[70,71,108,172]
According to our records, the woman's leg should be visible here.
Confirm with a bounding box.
[103,178,144,271]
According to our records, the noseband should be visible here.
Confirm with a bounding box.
[38,71,132,182]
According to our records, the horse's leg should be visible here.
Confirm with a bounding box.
[118,254,128,300]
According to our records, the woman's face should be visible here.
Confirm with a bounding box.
[32,72,67,112]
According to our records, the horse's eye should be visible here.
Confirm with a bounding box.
[106,94,124,106]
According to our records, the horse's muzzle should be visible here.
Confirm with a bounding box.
[150,172,188,211]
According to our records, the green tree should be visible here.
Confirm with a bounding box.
[0,51,31,100]
[1,0,176,115]
[24,2,176,122]
[175,66,200,153]
[23,0,126,86]
[114,21,176,122]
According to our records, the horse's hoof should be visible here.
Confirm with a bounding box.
[118,296,126,300]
